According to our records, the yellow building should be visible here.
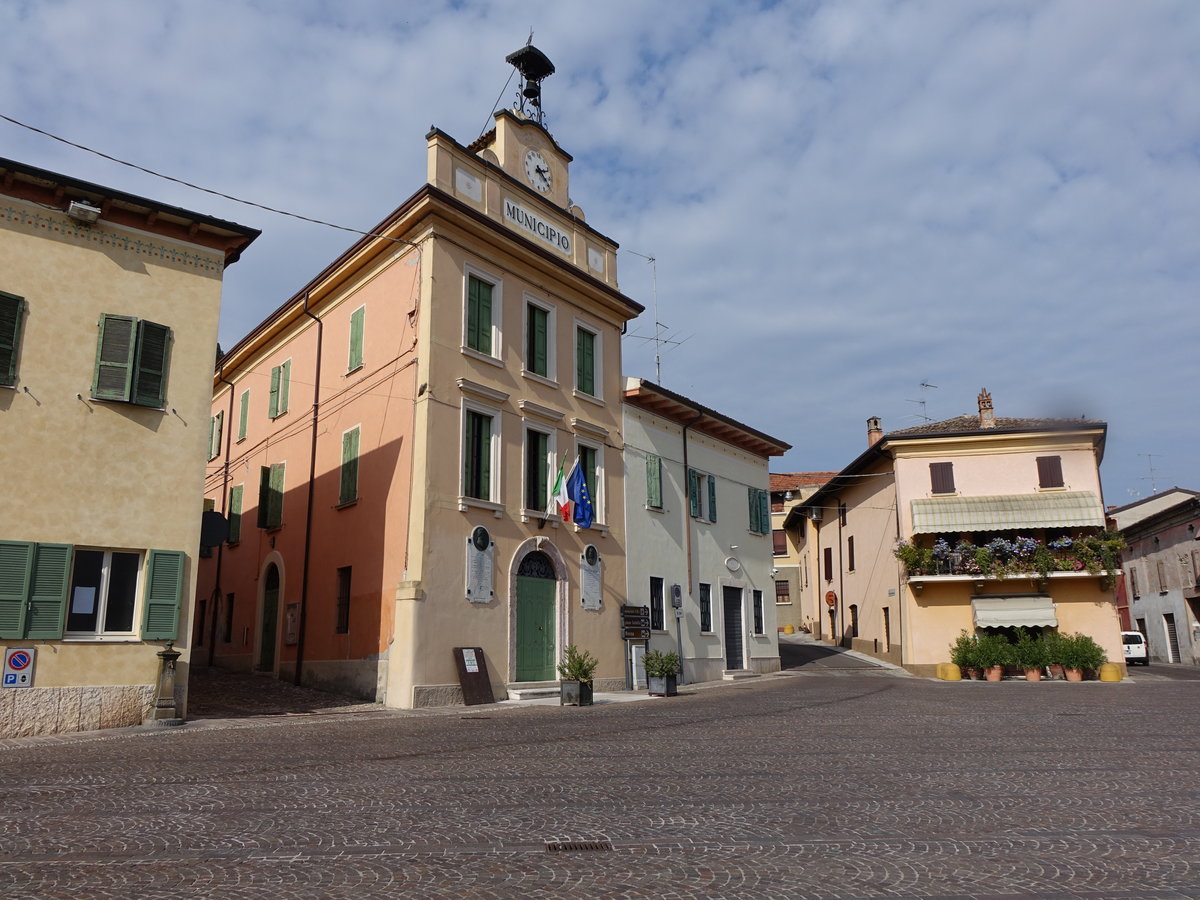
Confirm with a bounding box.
[0,157,258,737]
[785,391,1124,675]
[197,51,644,707]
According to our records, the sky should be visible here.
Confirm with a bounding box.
[2,0,1197,505]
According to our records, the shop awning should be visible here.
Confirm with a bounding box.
[972,595,1058,629]
[911,491,1104,535]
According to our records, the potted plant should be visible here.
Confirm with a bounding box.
[975,632,1012,681]
[1060,633,1107,682]
[1043,631,1067,679]
[557,644,598,706]
[1012,628,1047,681]
[643,649,680,696]
[949,631,981,680]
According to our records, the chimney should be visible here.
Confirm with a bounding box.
[867,416,882,446]
[978,388,996,429]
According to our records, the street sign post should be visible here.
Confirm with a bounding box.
[3,647,36,689]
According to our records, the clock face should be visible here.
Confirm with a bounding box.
[524,149,552,193]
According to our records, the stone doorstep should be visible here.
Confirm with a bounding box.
[721,670,759,681]
[505,681,560,700]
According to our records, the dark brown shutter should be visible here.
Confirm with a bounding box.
[930,462,955,494]
[1036,455,1064,488]
[823,547,833,582]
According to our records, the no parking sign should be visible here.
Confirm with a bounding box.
[3,647,35,688]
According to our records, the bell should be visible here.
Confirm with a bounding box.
[523,83,541,101]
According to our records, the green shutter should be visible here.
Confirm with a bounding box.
[576,328,595,395]
[141,549,184,641]
[228,484,243,544]
[24,543,73,640]
[268,365,281,418]
[708,475,717,522]
[0,541,35,639]
[92,314,137,400]
[646,454,662,509]
[528,304,548,376]
[238,390,249,441]
[340,427,360,504]
[269,463,285,528]
[0,291,25,387]
[759,490,770,535]
[209,411,223,460]
[748,488,758,532]
[467,276,492,354]
[132,320,171,407]
[278,360,291,415]
[464,411,491,499]
[688,469,700,517]
[348,306,365,371]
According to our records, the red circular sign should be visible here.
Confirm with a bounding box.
[824,591,837,607]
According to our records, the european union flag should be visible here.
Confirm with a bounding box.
[566,459,594,529]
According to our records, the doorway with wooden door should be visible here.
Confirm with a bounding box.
[258,563,280,673]
[515,551,557,682]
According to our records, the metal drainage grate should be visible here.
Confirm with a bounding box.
[546,840,613,853]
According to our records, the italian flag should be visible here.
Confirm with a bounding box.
[549,457,572,521]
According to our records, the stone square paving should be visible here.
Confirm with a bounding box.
[1,665,1198,898]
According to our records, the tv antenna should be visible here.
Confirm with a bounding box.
[623,250,689,383]
[1137,453,1163,494]
[904,381,938,423]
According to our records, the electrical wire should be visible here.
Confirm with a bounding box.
[0,112,420,248]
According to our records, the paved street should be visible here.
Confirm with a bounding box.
[2,667,1199,899]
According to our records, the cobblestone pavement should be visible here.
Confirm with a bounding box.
[2,669,1199,899]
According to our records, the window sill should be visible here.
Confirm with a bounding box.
[61,635,141,643]
[345,364,364,377]
[520,508,561,525]
[574,522,608,536]
[335,498,358,510]
[461,347,504,368]
[775,601,793,606]
[459,496,504,517]
[644,505,665,514]
[573,389,605,407]
[930,491,958,497]
[522,370,558,388]
[89,395,166,412]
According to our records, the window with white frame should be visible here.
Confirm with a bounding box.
[463,404,500,502]
[650,576,665,631]
[688,469,716,521]
[752,589,765,635]
[464,269,501,358]
[66,549,142,636]
[576,439,603,523]
[699,582,713,633]
[524,425,554,513]
[574,321,601,398]
[524,297,555,380]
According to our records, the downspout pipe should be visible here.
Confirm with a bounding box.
[208,365,237,667]
[679,409,705,684]
[294,294,322,686]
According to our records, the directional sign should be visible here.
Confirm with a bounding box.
[3,647,36,689]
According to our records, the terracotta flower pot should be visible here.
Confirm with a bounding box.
[965,666,982,681]
[1024,668,1042,682]
[1065,668,1084,682]
[985,665,1004,682]
[1048,664,1065,680]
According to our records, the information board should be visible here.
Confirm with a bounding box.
[452,646,495,706]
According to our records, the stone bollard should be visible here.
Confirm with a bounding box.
[146,642,185,727]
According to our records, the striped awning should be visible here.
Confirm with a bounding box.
[972,595,1057,629]
[910,491,1104,535]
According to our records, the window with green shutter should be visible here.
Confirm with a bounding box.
[0,540,35,639]
[257,463,285,529]
[466,275,493,355]
[525,428,549,511]
[708,474,717,522]
[208,411,224,461]
[0,290,26,387]
[340,426,360,505]
[141,549,184,641]
[646,454,662,509]
[228,484,243,544]
[576,326,596,396]
[526,302,548,376]
[268,360,291,419]
[26,543,73,639]
[463,410,493,500]
[688,468,701,518]
[237,389,250,441]
[747,488,770,534]
[91,315,172,407]
[347,306,365,372]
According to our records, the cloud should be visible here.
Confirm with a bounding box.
[1,0,1196,498]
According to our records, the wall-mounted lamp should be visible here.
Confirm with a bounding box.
[66,201,102,224]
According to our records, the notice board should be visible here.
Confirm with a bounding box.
[453,646,496,706]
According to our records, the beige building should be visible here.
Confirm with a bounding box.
[768,472,835,634]
[197,80,643,706]
[784,390,1124,675]
[0,157,258,737]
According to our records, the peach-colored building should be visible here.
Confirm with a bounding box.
[768,472,836,634]
[197,107,643,707]
[784,390,1125,675]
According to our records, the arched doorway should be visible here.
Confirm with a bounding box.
[515,550,556,682]
[259,563,280,672]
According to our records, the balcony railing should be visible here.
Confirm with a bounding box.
[894,533,1124,580]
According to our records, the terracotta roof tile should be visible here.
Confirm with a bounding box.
[770,472,838,492]
[887,415,1104,437]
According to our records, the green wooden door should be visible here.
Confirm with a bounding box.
[516,576,556,682]
[259,565,279,672]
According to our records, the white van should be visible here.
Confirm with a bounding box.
[1122,631,1149,666]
